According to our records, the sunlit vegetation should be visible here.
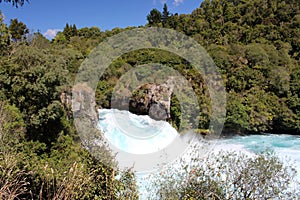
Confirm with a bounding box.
[0,0,299,199]
[146,150,300,199]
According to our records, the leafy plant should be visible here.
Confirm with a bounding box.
[146,150,299,200]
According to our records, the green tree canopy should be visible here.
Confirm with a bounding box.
[8,18,29,42]
[147,8,162,26]
[0,12,10,56]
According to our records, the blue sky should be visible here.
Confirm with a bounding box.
[0,0,202,39]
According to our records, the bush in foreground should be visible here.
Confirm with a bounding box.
[146,150,299,200]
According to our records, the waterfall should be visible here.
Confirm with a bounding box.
[97,109,300,199]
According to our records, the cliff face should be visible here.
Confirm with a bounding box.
[129,82,173,120]
[66,81,174,123]
[71,84,98,126]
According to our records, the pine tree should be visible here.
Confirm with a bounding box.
[8,18,29,42]
[63,23,72,40]
[72,24,77,36]
[147,9,162,26]
[162,3,170,26]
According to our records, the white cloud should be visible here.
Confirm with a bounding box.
[153,0,183,6]
[152,0,166,5]
[43,29,61,39]
[173,0,184,6]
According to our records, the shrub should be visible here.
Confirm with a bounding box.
[146,150,299,200]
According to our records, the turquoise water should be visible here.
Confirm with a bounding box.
[216,134,300,188]
[219,134,300,170]
[98,109,300,163]
[97,109,300,198]
[98,109,178,154]
[221,134,300,154]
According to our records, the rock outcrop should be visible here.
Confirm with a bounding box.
[129,82,173,120]
[71,83,98,126]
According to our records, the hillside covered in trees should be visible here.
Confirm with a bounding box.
[97,0,300,134]
[0,0,299,199]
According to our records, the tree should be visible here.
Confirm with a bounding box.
[162,3,170,26]
[71,24,77,36]
[8,18,29,42]
[63,23,72,40]
[63,23,78,40]
[0,101,25,152]
[147,9,162,26]
[77,26,101,38]
[0,12,10,56]
[0,44,69,146]
[30,32,50,49]
[0,0,28,7]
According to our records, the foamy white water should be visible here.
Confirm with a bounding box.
[97,109,300,199]
[98,109,178,154]
[217,134,300,183]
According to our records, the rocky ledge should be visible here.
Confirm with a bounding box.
[128,82,173,121]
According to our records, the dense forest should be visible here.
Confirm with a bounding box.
[0,0,299,199]
[97,0,300,135]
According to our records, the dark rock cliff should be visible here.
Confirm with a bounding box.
[129,82,173,120]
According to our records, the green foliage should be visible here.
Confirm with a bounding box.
[0,44,70,146]
[147,9,162,26]
[226,88,280,133]
[0,12,11,56]
[52,31,68,44]
[30,32,51,49]
[77,26,102,39]
[63,23,78,41]
[8,18,29,42]
[162,3,170,26]
[95,49,210,131]
[0,101,25,152]
[170,93,181,130]
[0,134,138,199]
[206,41,299,134]
[0,0,300,198]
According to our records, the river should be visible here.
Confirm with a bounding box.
[97,109,300,199]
